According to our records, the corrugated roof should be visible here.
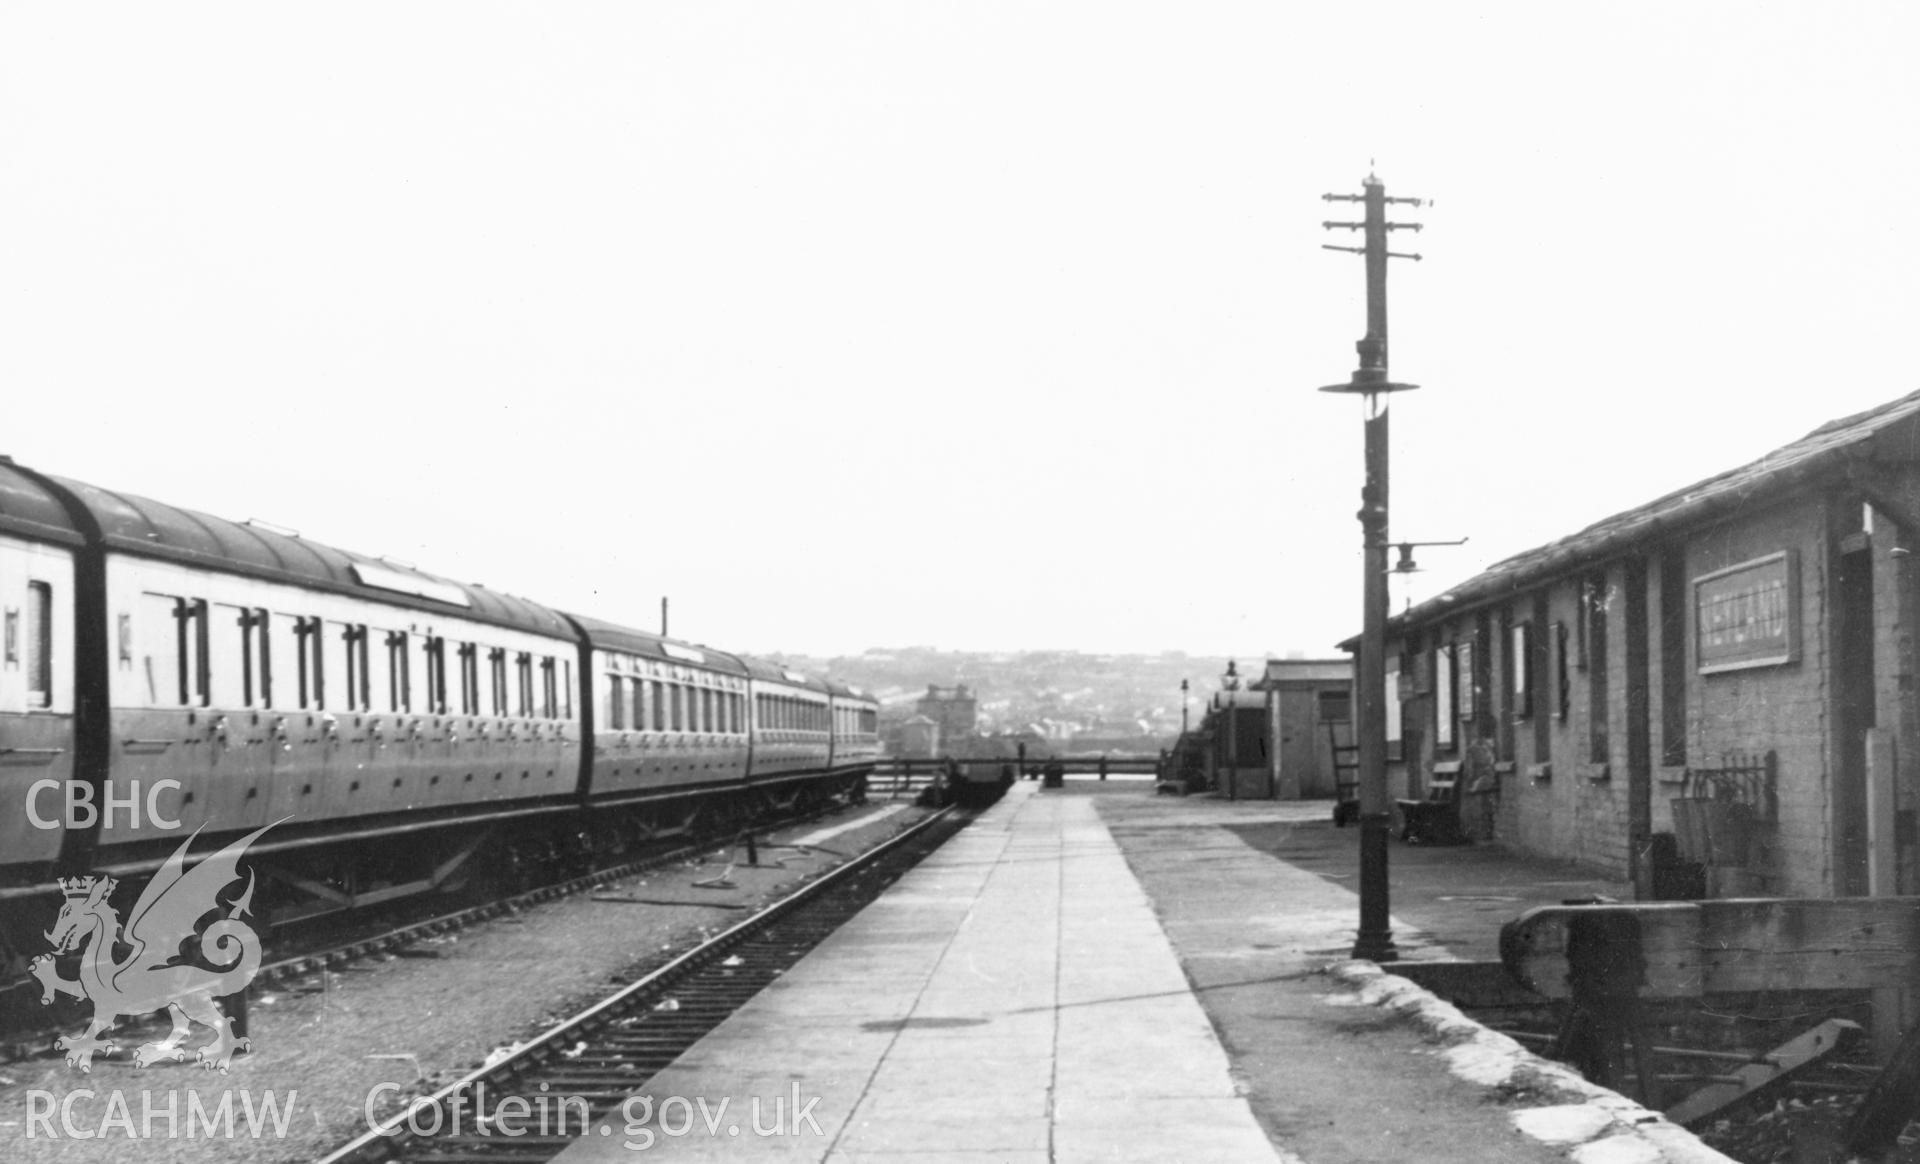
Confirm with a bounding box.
[1378,388,1920,637]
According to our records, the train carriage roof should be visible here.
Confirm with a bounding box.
[823,678,876,703]
[562,612,751,678]
[45,472,573,638]
[0,460,86,546]
[736,654,833,694]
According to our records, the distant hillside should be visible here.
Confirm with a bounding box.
[763,646,1253,740]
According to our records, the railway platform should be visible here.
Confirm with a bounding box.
[557,783,1734,1163]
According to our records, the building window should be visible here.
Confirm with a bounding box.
[1435,643,1457,751]
[1587,574,1610,763]
[1509,622,1532,720]
[1554,620,1570,722]
[1456,640,1476,723]
[1382,660,1401,761]
[1531,595,1552,762]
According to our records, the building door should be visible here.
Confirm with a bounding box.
[1836,542,1876,896]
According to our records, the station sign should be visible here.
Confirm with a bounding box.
[1694,550,1799,674]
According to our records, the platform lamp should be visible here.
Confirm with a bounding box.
[1319,171,1424,963]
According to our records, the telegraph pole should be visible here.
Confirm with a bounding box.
[1320,172,1423,963]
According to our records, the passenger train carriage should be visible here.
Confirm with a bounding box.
[0,458,878,968]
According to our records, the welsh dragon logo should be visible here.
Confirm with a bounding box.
[29,822,276,1074]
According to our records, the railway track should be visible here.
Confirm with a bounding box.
[314,805,966,1164]
[0,801,856,1062]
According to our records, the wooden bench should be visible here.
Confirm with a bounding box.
[1396,761,1465,844]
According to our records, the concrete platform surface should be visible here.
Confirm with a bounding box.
[557,784,1735,1163]
[559,782,1282,1162]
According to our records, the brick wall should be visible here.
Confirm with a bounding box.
[1686,496,1832,896]
[1393,491,1845,893]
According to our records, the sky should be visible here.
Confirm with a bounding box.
[3,3,1918,661]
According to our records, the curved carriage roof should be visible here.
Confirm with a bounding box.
[823,678,876,704]
[561,613,751,678]
[736,654,833,694]
[47,472,573,639]
[0,460,86,547]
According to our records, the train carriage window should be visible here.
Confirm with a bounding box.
[698,688,712,733]
[563,660,573,719]
[606,674,625,730]
[385,631,410,712]
[25,582,51,709]
[136,595,176,705]
[422,636,448,715]
[223,607,273,708]
[630,674,645,730]
[294,617,325,710]
[268,612,300,709]
[458,643,479,715]
[667,683,682,732]
[489,648,507,716]
[542,657,558,720]
[210,604,248,707]
[515,653,533,717]
[337,624,370,711]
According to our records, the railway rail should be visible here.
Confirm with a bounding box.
[313,805,966,1164]
[0,800,858,1063]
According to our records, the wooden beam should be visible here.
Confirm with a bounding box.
[1664,1018,1860,1127]
[1501,898,1920,999]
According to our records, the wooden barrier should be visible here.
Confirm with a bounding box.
[1501,898,1920,1001]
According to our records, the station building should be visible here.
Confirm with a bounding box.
[1189,658,1352,800]
[1371,389,1920,900]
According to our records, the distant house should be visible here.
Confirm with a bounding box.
[916,684,978,743]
